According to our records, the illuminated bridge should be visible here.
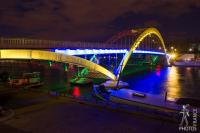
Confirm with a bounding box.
[0,28,169,80]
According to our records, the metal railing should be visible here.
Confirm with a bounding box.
[0,37,122,49]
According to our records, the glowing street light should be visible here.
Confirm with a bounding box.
[189,48,192,52]
[169,53,176,59]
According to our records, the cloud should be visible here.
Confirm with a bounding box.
[0,0,200,41]
[144,20,161,27]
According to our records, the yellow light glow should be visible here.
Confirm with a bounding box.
[0,49,116,80]
[117,27,167,79]
[169,53,176,59]
[167,67,181,100]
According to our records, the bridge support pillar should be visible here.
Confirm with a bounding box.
[108,54,111,70]
[115,53,118,68]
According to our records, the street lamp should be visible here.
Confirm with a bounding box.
[189,48,192,52]
[169,53,176,59]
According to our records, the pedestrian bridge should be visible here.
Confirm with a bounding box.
[0,28,168,80]
[0,49,117,80]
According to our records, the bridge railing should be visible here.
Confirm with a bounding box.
[0,37,122,49]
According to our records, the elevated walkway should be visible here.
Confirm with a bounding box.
[0,49,116,80]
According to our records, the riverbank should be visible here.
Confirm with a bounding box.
[0,91,180,133]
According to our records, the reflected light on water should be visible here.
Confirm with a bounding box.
[123,66,200,100]
[73,86,80,97]
[167,96,177,102]
[167,66,181,99]
[156,65,161,76]
[186,67,191,71]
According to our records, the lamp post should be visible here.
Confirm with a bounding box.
[189,48,192,52]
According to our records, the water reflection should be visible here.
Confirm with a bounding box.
[73,86,80,97]
[124,66,200,100]
[155,65,161,76]
[166,67,181,98]
[124,67,167,95]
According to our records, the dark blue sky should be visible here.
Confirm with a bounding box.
[0,0,200,43]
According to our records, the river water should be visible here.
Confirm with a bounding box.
[1,61,199,102]
[123,66,200,100]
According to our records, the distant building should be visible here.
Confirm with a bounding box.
[189,43,200,58]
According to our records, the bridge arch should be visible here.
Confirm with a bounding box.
[0,50,116,80]
[116,27,167,79]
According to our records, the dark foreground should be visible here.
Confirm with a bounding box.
[0,92,181,133]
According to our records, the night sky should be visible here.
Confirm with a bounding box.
[0,0,200,43]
